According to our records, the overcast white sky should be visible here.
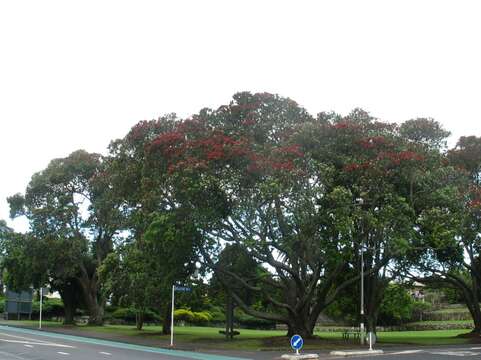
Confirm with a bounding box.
[1,0,480,232]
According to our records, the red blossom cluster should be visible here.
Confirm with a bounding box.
[128,120,164,142]
[176,118,204,133]
[149,132,185,157]
[168,157,209,174]
[467,186,481,209]
[274,144,304,157]
[247,153,295,173]
[377,151,424,165]
[359,136,389,149]
[344,162,371,172]
[147,117,304,175]
[344,150,424,173]
[241,119,256,126]
[333,122,349,129]
[469,199,481,208]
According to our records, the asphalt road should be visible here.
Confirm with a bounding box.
[0,325,250,360]
[322,347,481,360]
[0,326,481,360]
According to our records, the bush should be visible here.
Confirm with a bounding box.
[111,307,137,322]
[208,306,225,323]
[378,284,414,325]
[30,298,65,320]
[191,311,212,325]
[235,310,276,329]
[174,308,194,322]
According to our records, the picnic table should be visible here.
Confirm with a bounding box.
[342,328,361,341]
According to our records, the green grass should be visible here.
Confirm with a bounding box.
[432,308,470,314]
[0,321,474,349]
[407,320,473,326]
[376,330,472,345]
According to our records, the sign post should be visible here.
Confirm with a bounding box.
[170,284,192,347]
[39,287,43,329]
[170,285,174,347]
[290,334,304,355]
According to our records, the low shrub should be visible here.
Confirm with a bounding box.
[111,307,137,322]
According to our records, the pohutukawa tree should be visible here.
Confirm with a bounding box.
[138,92,438,337]
[7,150,121,325]
[411,136,481,334]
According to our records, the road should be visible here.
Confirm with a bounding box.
[0,326,481,360]
[0,325,250,360]
[323,347,481,359]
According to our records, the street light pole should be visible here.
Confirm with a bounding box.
[356,197,365,345]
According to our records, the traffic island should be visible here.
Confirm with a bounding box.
[329,349,384,357]
[281,353,319,360]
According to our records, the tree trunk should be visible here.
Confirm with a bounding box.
[58,281,79,325]
[468,271,481,334]
[78,272,104,326]
[136,310,144,331]
[162,305,171,335]
[287,312,315,338]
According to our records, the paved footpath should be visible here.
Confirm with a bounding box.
[1,325,481,360]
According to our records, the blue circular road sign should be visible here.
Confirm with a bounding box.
[290,334,303,351]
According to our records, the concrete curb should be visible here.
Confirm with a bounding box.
[329,350,384,357]
[281,354,319,360]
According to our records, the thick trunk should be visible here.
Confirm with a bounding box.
[58,281,79,325]
[78,272,104,326]
[162,305,171,335]
[469,305,481,334]
[468,271,481,334]
[366,312,379,334]
[287,312,315,338]
[63,301,75,325]
[136,310,144,331]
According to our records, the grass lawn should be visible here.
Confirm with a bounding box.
[0,321,475,350]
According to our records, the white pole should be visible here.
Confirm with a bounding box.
[369,332,373,351]
[360,245,364,345]
[39,287,43,330]
[170,285,175,347]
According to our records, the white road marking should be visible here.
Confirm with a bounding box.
[23,344,34,348]
[0,338,74,348]
[470,347,481,350]
[389,350,423,355]
[431,351,481,357]
[99,352,112,355]
[57,352,70,355]
[0,332,50,342]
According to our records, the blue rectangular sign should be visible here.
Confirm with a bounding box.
[174,285,192,292]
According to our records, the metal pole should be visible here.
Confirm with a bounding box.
[360,244,364,345]
[170,285,175,347]
[39,287,43,330]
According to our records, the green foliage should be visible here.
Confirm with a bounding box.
[111,307,137,322]
[234,309,277,329]
[174,308,213,325]
[31,298,65,318]
[174,308,194,322]
[378,284,415,325]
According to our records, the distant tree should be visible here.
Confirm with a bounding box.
[408,135,481,334]
[100,211,200,333]
[7,150,122,325]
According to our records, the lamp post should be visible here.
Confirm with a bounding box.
[355,198,365,345]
